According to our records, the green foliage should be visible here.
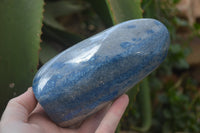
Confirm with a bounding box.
[0,0,44,113]
[85,0,113,27]
[42,0,84,48]
[158,44,190,75]
[44,0,86,30]
[87,0,142,26]
[151,78,200,133]
[105,0,143,24]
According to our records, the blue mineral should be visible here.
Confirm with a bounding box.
[32,18,170,127]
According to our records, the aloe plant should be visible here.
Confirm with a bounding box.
[42,0,85,48]
[105,0,143,24]
[0,0,44,114]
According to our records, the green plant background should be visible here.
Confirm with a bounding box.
[0,0,44,114]
[0,0,199,132]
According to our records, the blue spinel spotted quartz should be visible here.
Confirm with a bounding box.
[32,18,170,127]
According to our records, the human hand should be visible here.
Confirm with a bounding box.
[0,87,129,133]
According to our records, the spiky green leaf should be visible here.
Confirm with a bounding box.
[0,0,43,114]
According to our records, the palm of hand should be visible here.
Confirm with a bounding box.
[0,88,129,133]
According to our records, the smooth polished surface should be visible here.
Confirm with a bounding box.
[32,18,170,127]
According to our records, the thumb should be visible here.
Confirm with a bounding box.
[1,87,37,122]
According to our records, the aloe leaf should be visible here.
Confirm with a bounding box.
[0,0,43,114]
[132,78,152,132]
[42,25,83,48]
[44,0,88,30]
[106,0,143,24]
[43,0,85,47]
[87,0,142,26]
[86,0,113,27]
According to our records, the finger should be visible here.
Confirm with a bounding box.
[78,102,112,133]
[31,103,45,114]
[1,87,37,122]
[95,94,129,133]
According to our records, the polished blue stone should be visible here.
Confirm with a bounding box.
[32,18,170,127]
